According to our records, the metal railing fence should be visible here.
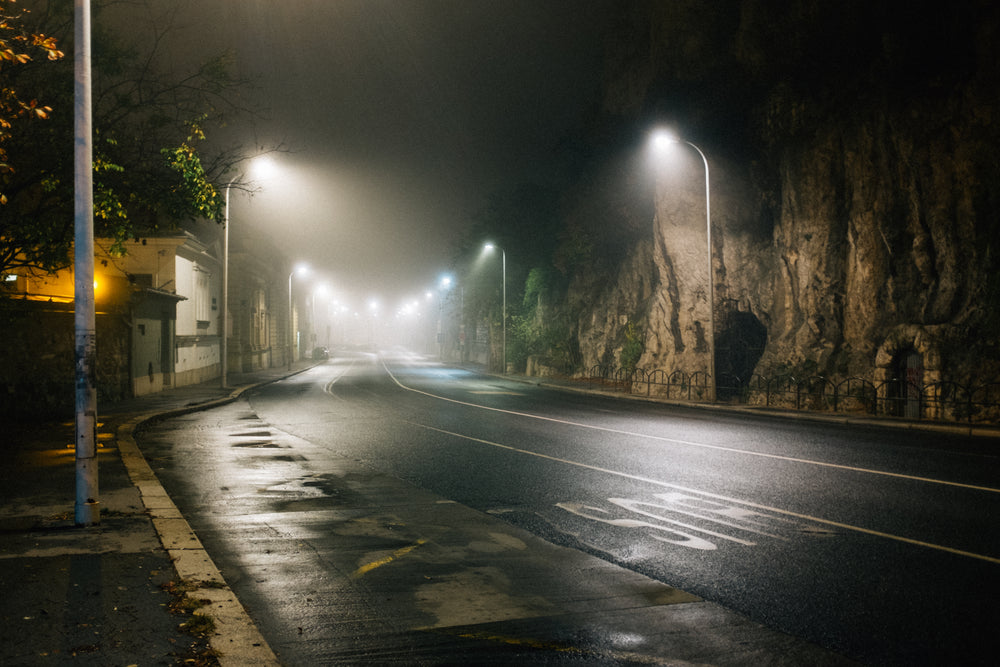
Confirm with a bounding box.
[582,365,1000,424]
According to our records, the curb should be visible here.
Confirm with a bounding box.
[118,421,279,666]
[111,367,317,666]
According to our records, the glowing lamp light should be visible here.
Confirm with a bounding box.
[651,129,680,151]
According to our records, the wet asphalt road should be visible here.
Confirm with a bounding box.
[138,349,1000,665]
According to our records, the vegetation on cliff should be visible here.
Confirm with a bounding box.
[497,0,1000,388]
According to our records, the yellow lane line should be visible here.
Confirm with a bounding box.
[350,539,427,579]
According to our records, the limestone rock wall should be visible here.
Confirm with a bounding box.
[557,1,1000,387]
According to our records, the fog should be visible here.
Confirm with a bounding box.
[117,0,615,307]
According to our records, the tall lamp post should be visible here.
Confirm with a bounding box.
[653,131,716,402]
[484,243,506,374]
[220,184,231,388]
[287,264,308,369]
[74,0,100,526]
[312,284,329,352]
[437,276,452,360]
[220,156,272,388]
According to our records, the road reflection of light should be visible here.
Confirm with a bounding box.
[37,448,81,466]
[606,631,646,648]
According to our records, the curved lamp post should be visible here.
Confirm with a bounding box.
[220,155,275,388]
[287,264,308,369]
[437,275,453,360]
[220,183,231,388]
[652,131,716,402]
[484,243,506,374]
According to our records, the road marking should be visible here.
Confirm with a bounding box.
[351,539,428,579]
[406,421,1000,565]
[323,358,359,395]
[558,492,830,551]
[381,361,1000,496]
[468,390,523,396]
[556,501,740,550]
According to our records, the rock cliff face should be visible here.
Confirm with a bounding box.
[557,0,1000,390]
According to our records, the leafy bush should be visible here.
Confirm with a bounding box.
[620,321,644,374]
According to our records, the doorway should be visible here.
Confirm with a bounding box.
[891,348,923,418]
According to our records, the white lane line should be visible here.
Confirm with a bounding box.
[381,361,1000,495]
[406,421,1000,565]
[323,358,359,395]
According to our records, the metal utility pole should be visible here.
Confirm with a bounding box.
[220,184,230,388]
[483,243,506,374]
[685,140,716,403]
[74,0,99,526]
[651,130,716,402]
[500,248,506,374]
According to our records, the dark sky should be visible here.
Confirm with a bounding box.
[116,0,615,309]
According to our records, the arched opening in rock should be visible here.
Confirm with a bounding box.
[715,311,767,399]
[888,347,924,418]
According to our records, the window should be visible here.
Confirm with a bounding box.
[194,268,211,325]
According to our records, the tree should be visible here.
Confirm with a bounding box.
[0,0,255,281]
[0,0,63,205]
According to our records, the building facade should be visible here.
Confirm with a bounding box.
[1,222,299,418]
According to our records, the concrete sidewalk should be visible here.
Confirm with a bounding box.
[0,359,882,665]
[0,363,314,665]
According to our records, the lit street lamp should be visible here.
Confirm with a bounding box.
[312,284,329,351]
[484,243,506,374]
[220,155,274,388]
[287,264,308,369]
[220,183,231,388]
[652,130,716,402]
[436,275,453,360]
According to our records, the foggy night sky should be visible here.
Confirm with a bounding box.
[115,0,617,307]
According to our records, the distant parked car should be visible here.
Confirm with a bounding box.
[312,346,330,360]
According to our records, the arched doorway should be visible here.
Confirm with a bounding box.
[889,347,924,418]
[875,325,943,420]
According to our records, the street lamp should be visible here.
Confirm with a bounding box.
[287,264,308,369]
[220,183,231,388]
[313,283,329,350]
[436,275,454,360]
[367,299,379,348]
[220,155,272,388]
[652,130,716,402]
[483,243,506,374]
